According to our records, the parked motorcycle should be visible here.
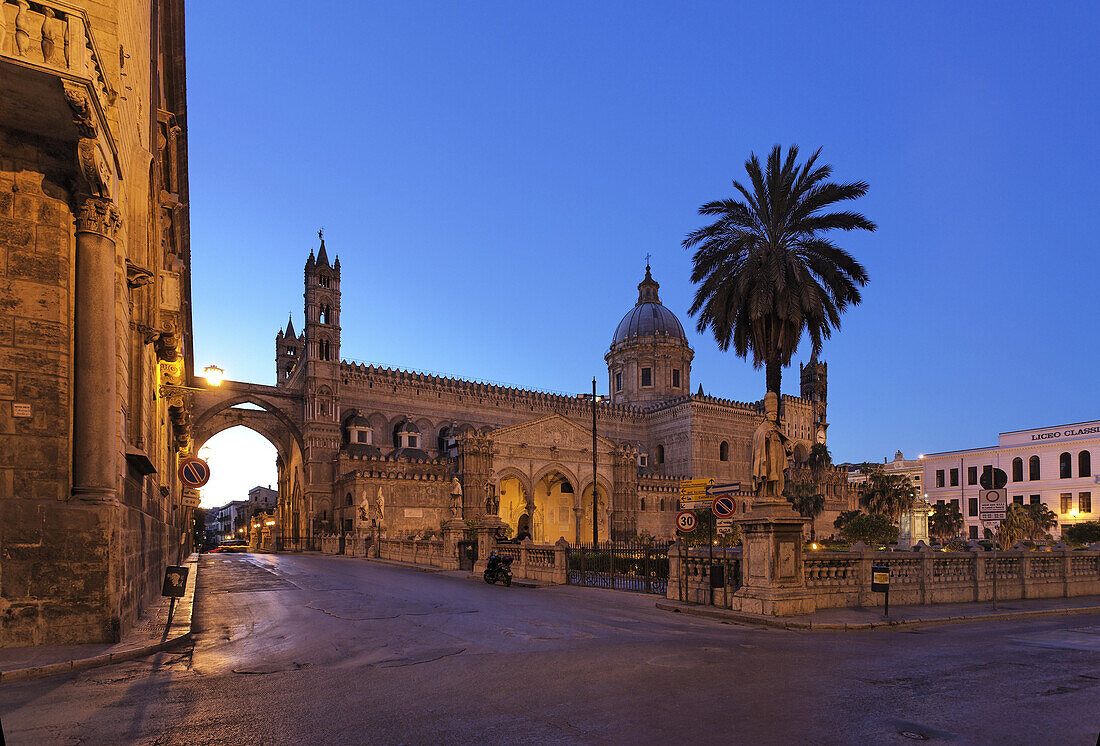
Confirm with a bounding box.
[483,552,513,586]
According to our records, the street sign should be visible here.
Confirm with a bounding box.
[979,488,1007,521]
[979,468,1008,490]
[711,496,737,518]
[676,510,698,533]
[680,498,712,509]
[178,457,211,488]
[181,492,201,509]
[716,518,734,535]
[871,565,890,592]
[161,565,189,597]
[680,478,715,488]
[679,487,709,498]
[707,482,741,495]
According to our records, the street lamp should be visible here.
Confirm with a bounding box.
[202,365,224,387]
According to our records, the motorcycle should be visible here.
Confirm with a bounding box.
[483,551,513,586]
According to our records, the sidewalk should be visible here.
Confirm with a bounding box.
[656,593,1100,631]
[0,554,199,683]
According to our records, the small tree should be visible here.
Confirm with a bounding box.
[929,502,964,542]
[807,443,833,477]
[995,503,1035,549]
[834,509,862,535]
[839,513,897,546]
[787,481,826,542]
[1062,521,1100,546]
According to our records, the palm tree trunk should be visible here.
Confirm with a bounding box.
[765,359,782,398]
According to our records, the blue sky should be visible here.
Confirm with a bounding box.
[186,2,1100,507]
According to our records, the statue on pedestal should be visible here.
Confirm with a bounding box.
[752,391,792,499]
[450,477,463,519]
[485,479,499,516]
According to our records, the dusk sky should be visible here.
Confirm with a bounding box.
[187,2,1100,508]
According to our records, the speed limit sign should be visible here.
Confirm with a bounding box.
[676,510,698,533]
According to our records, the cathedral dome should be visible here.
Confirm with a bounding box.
[611,266,687,345]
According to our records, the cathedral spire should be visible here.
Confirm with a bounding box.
[316,228,330,267]
[284,314,296,339]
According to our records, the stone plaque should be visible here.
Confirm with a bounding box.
[12,402,31,418]
[778,541,796,579]
[404,508,423,518]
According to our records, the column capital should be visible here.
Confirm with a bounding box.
[74,195,121,239]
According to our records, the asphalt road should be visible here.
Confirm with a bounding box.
[2,553,1099,745]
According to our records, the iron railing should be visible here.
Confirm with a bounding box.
[565,540,671,595]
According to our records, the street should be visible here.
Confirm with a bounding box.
[2,553,1098,745]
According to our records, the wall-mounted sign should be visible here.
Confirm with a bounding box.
[177,457,211,488]
[12,402,31,418]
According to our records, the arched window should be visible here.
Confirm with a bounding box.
[640,497,646,511]
[437,426,452,453]
[659,498,664,511]
[1080,451,1091,478]
[1059,452,1072,479]
[1029,455,1040,481]
[320,305,330,324]
[345,493,353,506]
[719,441,729,462]
[655,445,665,464]
[1012,457,1023,482]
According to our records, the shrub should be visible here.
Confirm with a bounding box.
[839,513,898,546]
[1062,521,1100,546]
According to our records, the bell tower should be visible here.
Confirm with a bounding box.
[800,354,828,444]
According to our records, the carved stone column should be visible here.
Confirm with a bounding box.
[457,434,493,519]
[613,446,638,540]
[71,196,121,503]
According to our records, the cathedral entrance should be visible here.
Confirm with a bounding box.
[532,472,577,544]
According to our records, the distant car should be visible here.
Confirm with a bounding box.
[207,539,250,554]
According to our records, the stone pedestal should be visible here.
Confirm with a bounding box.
[474,515,505,572]
[731,499,817,616]
[898,498,933,550]
[441,519,467,570]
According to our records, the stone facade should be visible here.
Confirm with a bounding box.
[192,243,854,548]
[0,0,194,646]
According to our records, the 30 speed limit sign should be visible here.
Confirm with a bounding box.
[676,510,698,533]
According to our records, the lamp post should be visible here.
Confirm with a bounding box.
[592,377,598,545]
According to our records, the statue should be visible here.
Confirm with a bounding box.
[449,477,463,519]
[358,493,371,523]
[485,479,499,516]
[751,391,792,499]
[376,487,385,521]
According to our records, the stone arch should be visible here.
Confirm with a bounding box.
[531,462,580,493]
[193,393,305,462]
[577,473,615,509]
[493,466,532,498]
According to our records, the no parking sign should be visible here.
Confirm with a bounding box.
[178,457,211,488]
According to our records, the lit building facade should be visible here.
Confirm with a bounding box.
[921,421,1098,539]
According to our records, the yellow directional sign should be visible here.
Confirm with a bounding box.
[680,478,715,488]
[679,486,709,497]
[680,498,712,509]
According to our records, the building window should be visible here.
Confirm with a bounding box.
[637,454,648,467]
[968,497,978,517]
[969,525,979,539]
[1059,452,1072,479]
[1029,455,1040,480]
[641,367,652,387]
[1013,495,1024,505]
[356,430,369,444]
[1030,494,1041,505]
[345,493,353,506]
[950,498,959,510]
[672,369,681,388]
[1012,457,1023,482]
[935,470,944,488]
[1081,492,1092,514]
[949,468,959,487]
[659,498,665,511]
[615,371,623,392]
[319,274,330,288]
[936,499,945,506]
[719,441,729,462]
[655,444,664,464]
[1080,451,1092,478]
[640,497,646,511]
[967,466,977,486]
[1060,493,1072,514]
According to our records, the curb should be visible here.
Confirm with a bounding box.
[360,557,446,573]
[0,557,199,684]
[655,601,1100,631]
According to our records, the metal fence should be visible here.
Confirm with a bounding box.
[565,540,671,595]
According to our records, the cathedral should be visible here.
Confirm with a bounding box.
[239,236,846,547]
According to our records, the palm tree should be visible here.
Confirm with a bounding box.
[684,145,874,398]
[787,481,826,542]
[807,442,832,477]
[929,502,964,542]
[996,503,1034,549]
[859,469,916,524]
[1023,502,1058,541]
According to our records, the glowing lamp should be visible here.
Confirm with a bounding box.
[202,365,224,387]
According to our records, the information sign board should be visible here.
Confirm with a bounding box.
[680,498,712,509]
[978,488,1007,521]
[716,518,734,535]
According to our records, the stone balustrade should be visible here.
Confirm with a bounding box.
[489,540,568,584]
[668,542,1100,610]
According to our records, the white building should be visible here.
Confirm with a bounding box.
[922,420,1098,539]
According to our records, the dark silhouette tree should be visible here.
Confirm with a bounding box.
[684,145,874,398]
